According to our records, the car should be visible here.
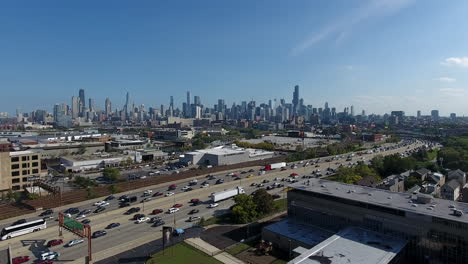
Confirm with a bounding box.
[118,195,129,201]
[153,220,165,227]
[11,219,26,226]
[248,169,255,172]
[168,208,180,214]
[12,256,30,264]
[233,177,240,180]
[133,213,146,220]
[125,207,140,215]
[152,192,163,197]
[64,207,79,214]
[144,189,153,195]
[141,197,152,203]
[94,207,106,213]
[190,199,200,203]
[40,209,54,216]
[106,223,121,229]
[120,202,131,208]
[92,230,107,238]
[173,203,183,208]
[79,209,91,215]
[209,203,219,208]
[241,171,247,174]
[188,216,201,222]
[232,174,239,177]
[189,209,200,214]
[136,217,150,224]
[168,184,177,190]
[40,252,60,261]
[315,164,320,167]
[216,179,224,184]
[104,195,115,201]
[246,174,254,178]
[66,239,84,247]
[201,183,209,188]
[75,214,86,220]
[152,209,164,214]
[150,216,162,223]
[81,219,91,225]
[94,201,107,206]
[281,167,287,171]
[47,239,63,247]
[181,186,190,191]
[165,192,175,197]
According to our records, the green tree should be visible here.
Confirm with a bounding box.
[108,184,121,194]
[102,167,121,182]
[252,189,274,216]
[231,194,258,224]
[86,187,98,199]
[74,176,96,188]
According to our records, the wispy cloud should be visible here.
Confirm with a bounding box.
[290,0,414,56]
[434,77,456,83]
[441,57,468,67]
[439,88,465,97]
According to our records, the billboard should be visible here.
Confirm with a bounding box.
[162,226,173,249]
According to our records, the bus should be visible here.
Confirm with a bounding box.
[1,219,47,240]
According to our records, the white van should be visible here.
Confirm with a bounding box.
[168,208,179,214]
[41,252,60,260]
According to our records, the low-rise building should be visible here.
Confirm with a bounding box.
[0,150,43,192]
[376,174,405,192]
[441,179,461,201]
[179,145,274,166]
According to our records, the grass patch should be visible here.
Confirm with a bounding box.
[146,242,222,264]
[225,243,251,256]
[273,198,287,212]
[199,213,233,227]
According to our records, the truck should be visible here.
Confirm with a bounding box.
[210,186,245,202]
[264,162,287,171]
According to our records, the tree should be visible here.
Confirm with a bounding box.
[252,189,274,215]
[5,190,20,202]
[77,144,86,155]
[86,187,98,199]
[102,168,121,182]
[74,176,96,188]
[231,194,258,224]
[108,184,121,194]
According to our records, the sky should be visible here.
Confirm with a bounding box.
[1,0,468,116]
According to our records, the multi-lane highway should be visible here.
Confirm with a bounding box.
[0,139,428,263]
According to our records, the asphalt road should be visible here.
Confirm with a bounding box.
[0,139,428,263]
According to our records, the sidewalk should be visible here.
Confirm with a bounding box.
[185,237,245,264]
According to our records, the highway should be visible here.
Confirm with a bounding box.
[0,139,428,263]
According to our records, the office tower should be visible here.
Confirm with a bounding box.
[170,96,174,108]
[292,85,299,114]
[78,89,85,117]
[325,102,329,109]
[105,98,112,115]
[125,92,130,116]
[15,108,22,122]
[88,98,95,112]
[185,91,191,117]
[160,104,165,117]
[218,99,225,114]
[53,104,65,122]
[417,110,421,119]
[450,113,456,120]
[362,110,366,116]
[194,96,201,106]
[391,111,405,119]
[71,96,79,119]
[350,105,354,116]
[268,99,272,109]
[431,110,439,121]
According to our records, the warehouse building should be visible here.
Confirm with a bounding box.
[179,145,274,166]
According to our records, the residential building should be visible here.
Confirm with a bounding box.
[441,179,461,201]
[376,174,405,192]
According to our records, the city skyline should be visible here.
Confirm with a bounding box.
[1,1,468,114]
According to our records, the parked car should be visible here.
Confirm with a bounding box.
[106,223,121,229]
[12,256,30,264]
[92,230,107,238]
[47,239,63,247]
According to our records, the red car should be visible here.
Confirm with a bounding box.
[168,184,177,190]
[173,204,183,208]
[281,167,287,171]
[232,174,239,177]
[152,192,163,197]
[47,239,63,247]
[152,209,163,214]
[290,173,298,177]
[12,256,30,264]
[190,199,200,203]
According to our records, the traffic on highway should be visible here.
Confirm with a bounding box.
[0,139,430,263]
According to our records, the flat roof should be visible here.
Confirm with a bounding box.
[289,227,406,264]
[290,179,468,224]
[9,150,38,156]
[264,220,333,247]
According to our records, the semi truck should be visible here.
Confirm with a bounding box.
[210,186,245,202]
[264,162,287,171]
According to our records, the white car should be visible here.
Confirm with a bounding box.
[66,239,84,247]
[201,183,209,188]
[209,203,219,208]
[181,186,190,191]
[168,207,180,214]
[94,201,106,206]
[41,252,60,260]
[75,214,86,220]
[165,192,175,197]
[188,216,201,222]
[136,217,150,224]
[144,189,153,195]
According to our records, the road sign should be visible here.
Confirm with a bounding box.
[58,213,92,262]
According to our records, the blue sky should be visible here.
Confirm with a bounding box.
[1,0,468,116]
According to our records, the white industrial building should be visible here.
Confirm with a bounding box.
[179,145,274,166]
